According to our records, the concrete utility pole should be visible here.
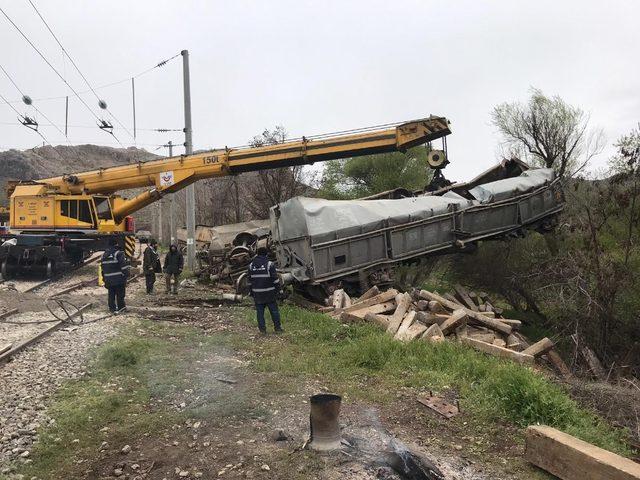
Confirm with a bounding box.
[168,141,176,245]
[182,49,195,270]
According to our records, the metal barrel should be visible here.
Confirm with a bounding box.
[309,393,342,451]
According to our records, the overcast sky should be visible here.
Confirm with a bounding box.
[1,0,638,181]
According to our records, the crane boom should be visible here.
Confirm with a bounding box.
[32,116,450,220]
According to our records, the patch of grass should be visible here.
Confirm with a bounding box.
[247,305,631,455]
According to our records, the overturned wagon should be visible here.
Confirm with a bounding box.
[270,161,564,300]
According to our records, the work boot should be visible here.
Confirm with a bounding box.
[259,329,267,335]
[275,328,284,334]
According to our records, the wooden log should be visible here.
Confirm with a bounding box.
[347,301,396,318]
[506,334,523,351]
[454,284,479,311]
[439,309,468,335]
[478,292,489,302]
[358,285,380,302]
[546,349,573,379]
[319,306,335,313]
[461,337,534,364]
[522,337,555,357]
[478,304,486,312]
[419,290,512,335]
[364,312,390,329]
[386,293,412,335]
[394,311,417,341]
[0,344,12,355]
[455,322,469,340]
[336,289,399,316]
[415,311,440,326]
[478,311,496,317]
[428,300,447,314]
[400,319,427,342]
[525,425,640,480]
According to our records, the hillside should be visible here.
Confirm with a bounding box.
[0,144,158,203]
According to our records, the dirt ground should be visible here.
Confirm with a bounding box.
[2,269,638,479]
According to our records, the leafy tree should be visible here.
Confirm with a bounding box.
[492,88,604,177]
[318,147,432,199]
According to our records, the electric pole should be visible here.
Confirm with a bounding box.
[168,141,176,245]
[182,49,195,270]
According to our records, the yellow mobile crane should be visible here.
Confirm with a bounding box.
[0,116,451,278]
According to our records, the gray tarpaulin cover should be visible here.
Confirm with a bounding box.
[272,168,555,244]
[468,168,555,204]
[272,195,472,244]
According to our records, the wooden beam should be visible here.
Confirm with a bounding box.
[339,311,364,323]
[461,336,534,364]
[386,293,412,335]
[419,290,512,335]
[546,349,572,379]
[439,309,468,335]
[334,289,398,316]
[394,310,416,340]
[525,425,640,480]
[522,337,555,357]
[454,284,479,311]
[358,285,380,302]
[345,301,396,319]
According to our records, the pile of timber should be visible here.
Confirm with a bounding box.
[325,284,570,374]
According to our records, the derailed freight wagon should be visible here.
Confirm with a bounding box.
[270,160,564,300]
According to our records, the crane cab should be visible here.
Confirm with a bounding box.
[9,184,130,234]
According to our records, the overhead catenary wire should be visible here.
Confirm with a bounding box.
[25,0,134,140]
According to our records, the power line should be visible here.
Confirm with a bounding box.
[0,89,67,162]
[26,0,133,140]
[0,121,181,132]
[2,53,181,105]
[0,62,69,141]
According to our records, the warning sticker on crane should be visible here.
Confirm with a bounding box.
[160,171,175,187]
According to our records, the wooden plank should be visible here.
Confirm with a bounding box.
[496,318,522,328]
[394,311,417,341]
[386,293,412,335]
[416,300,430,311]
[358,285,380,302]
[364,312,390,329]
[461,336,534,364]
[493,338,507,348]
[336,289,398,316]
[439,309,468,335]
[468,291,480,306]
[525,425,640,480]
[342,291,352,308]
[522,337,555,357]
[454,284,478,311]
[420,290,512,335]
[443,292,464,307]
[319,306,335,313]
